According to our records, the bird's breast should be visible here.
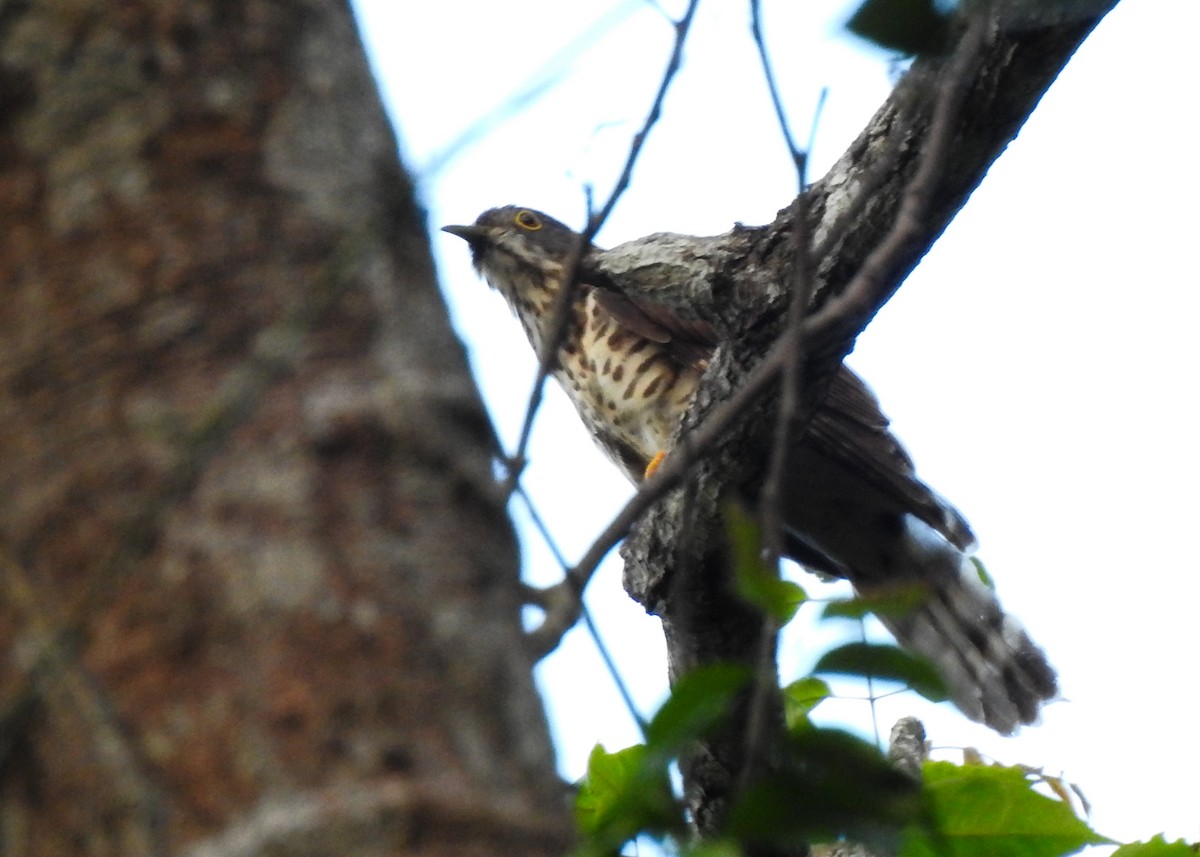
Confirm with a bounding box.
[483,257,701,481]
[551,292,702,479]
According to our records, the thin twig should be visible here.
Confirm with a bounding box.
[503,219,591,491]
[662,425,704,681]
[421,0,643,178]
[503,0,702,490]
[862,621,882,748]
[743,0,818,793]
[749,0,801,168]
[527,340,789,656]
[587,0,702,234]
[513,485,649,735]
[806,87,828,156]
[804,12,992,348]
[749,0,812,560]
[528,9,995,658]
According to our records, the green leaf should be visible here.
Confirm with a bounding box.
[813,642,949,702]
[684,840,745,857]
[846,0,953,56]
[574,743,646,835]
[646,663,751,752]
[782,676,830,732]
[726,504,807,623]
[1112,836,1199,857]
[575,665,755,854]
[727,728,922,850]
[574,743,681,852]
[901,761,1112,857]
[821,584,929,620]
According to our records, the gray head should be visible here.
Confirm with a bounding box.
[442,206,590,274]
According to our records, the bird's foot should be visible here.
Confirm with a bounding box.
[643,450,666,479]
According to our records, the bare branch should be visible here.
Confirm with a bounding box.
[749,0,803,173]
[514,486,649,734]
[421,1,643,178]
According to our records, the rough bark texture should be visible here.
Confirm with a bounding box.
[618,4,1118,841]
[0,1,571,855]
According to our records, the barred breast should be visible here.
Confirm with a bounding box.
[550,290,701,481]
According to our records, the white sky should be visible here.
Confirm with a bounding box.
[353,0,1199,847]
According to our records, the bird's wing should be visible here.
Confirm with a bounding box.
[806,368,977,551]
[589,276,973,551]
[589,286,716,370]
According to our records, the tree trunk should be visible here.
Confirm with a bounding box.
[0,1,571,855]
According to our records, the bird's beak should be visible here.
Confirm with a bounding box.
[442,223,489,243]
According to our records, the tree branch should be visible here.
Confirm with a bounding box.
[622,2,1116,839]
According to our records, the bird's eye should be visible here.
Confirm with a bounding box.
[514,210,542,231]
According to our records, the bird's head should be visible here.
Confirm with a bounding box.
[442,206,588,280]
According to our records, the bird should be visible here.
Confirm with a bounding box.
[443,205,1057,734]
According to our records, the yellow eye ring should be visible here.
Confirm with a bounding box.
[514,209,542,231]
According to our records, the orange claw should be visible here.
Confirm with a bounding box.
[643,450,666,480]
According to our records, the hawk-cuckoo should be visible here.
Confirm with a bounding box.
[444,205,1057,734]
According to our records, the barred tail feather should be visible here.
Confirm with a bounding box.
[874,551,1058,735]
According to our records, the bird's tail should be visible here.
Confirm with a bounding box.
[865,548,1058,735]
